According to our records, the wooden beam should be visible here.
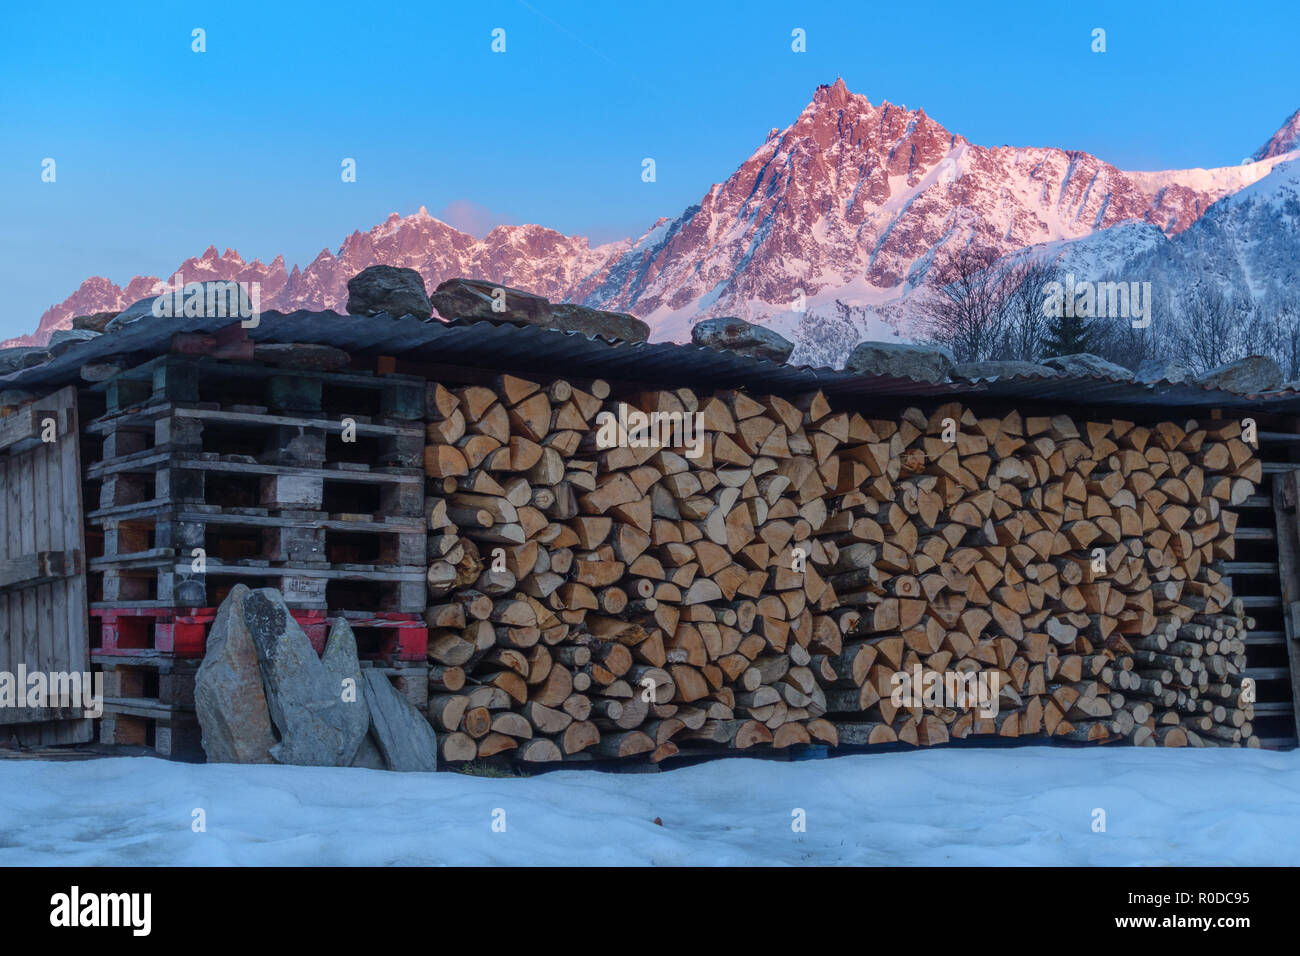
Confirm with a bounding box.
[0,550,79,592]
[0,406,44,454]
[1270,470,1300,744]
[0,706,91,727]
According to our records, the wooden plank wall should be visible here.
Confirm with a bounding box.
[1272,470,1300,742]
[0,385,92,744]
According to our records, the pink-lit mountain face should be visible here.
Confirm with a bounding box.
[7,213,629,347]
[1254,107,1300,160]
[11,80,1296,366]
[573,80,1294,354]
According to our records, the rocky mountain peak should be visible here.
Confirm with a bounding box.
[1253,106,1300,161]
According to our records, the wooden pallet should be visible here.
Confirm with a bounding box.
[94,662,426,763]
[90,606,427,661]
[88,451,424,518]
[94,655,200,709]
[90,606,214,656]
[88,403,423,475]
[362,660,429,711]
[96,354,424,418]
[1269,469,1300,743]
[98,701,205,761]
[89,507,424,568]
[92,656,425,711]
[89,558,424,611]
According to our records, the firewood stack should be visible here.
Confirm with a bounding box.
[422,373,1261,763]
[819,404,1260,749]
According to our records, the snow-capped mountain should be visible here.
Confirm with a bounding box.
[5,211,629,347]
[573,80,1293,364]
[10,80,1295,367]
[1254,107,1300,161]
[1103,157,1300,317]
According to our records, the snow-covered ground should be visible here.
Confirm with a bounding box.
[1,746,1297,866]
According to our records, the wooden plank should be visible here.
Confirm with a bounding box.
[85,402,422,438]
[88,451,422,483]
[33,443,55,721]
[0,406,42,453]
[18,443,37,736]
[1270,470,1300,744]
[0,551,78,591]
[0,387,92,745]
[0,457,9,680]
[0,705,90,727]
[57,389,89,745]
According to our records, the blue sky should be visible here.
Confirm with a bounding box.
[1,0,1296,338]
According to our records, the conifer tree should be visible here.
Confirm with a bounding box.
[1041,306,1095,356]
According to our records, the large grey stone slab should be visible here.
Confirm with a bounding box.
[360,670,438,772]
[194,584,277,764]
[951,360,1056,380]
[321,619,370,762]
[48,328,102,357]
[691,316,794,363]
[548,303,650,342]
[429,277,550,325]
[844,341,955,383]
[1040,353,1134,379]
[244,588,368,766]
[349,731,387,770]
[0,347,52,374]
[1135,358,1191,384]
[345,265,432,320]
[1193,355,1283,394]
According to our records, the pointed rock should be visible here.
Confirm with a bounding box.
[1253,107,1300,161]
[350,731,387,769]
[360,670,438,772]
[244,588,368,766]
[194,584,277,764]
[321,619,370,761]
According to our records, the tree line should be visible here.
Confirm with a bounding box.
[917,244,1300,380]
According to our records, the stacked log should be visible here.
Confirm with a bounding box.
[422,376,848,761]
[1109,419,1262,747]
[820,404,1259,748]
[422,374,1260,762]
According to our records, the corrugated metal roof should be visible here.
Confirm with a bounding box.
[5,309,1300,414]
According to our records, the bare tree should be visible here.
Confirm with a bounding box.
[1246,296,1300,381]
[1088,314,1158,370]
[1001,259,1060,362]
[917,243,1020,362]
[1273,299,1300,382]
[1171,289,1246,374]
